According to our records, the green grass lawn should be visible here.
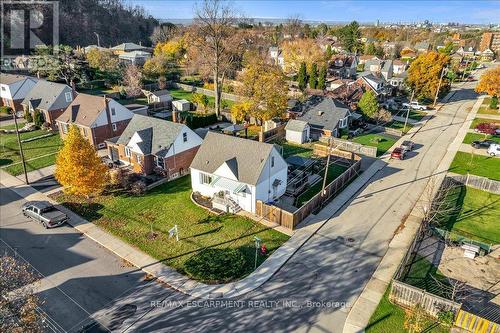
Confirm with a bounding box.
[387,120,413,134]
[366,285,450,333]
[116,97,149,106]
[280,142,314,159]
[53,176,289,283]
[462,133,500,144]
[435,185,500,244]
[477,97,500,116]
[296,163,348,206]
[470,117,500,129]
[0,129,62,175]
[402,255,451,298]
[352,133,397,157]
[449,151,500,181]
[394,109,427,121]
[169,88,235,109]
[1,122,26,130]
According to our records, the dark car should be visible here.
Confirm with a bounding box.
[401,140,415,151]
[390,147,406,160]
[22,201,67,228]
[471,140,496,149]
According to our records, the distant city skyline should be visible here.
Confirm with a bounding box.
[127,0,500,25]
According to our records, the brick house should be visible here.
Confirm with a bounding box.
[0,74,38,112]
[56,93,134,149]
[21,80,74,130]
[106,114,203,178]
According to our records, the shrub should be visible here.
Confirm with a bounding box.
[33,109,44,127]
[184,248,247,283]
[130,180,147,195]
[108,168,124,187]
[0,106,11,114]
[24,109,33,123]
[490,96,498,109]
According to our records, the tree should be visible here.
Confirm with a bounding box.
[404,303,427,333]
[189,0,240,117]
[317,65,327,90]
[85,48,120,84]
[33,109,44,128]
[438,42,454,55]
[192,93,210,113]
[325,45,333,60]
[1,254,45,332]
[230,101,253,123]
[475,66,500,97]
[309,63,318,89]
[24,109,33,123]
[123,64,143,98]
[373,108,392,125]
[142,56,177,81]
[358,90,379,119]
[338,21,361,52]
[55,126,108,197]
[407,51,450,100]
[236,55,288,123]
[281,38,325,73]
[365,42,377,55]
[150,22,177,44]
[490,96,498,110]
[298,62,308,91]
[153,38,186,60]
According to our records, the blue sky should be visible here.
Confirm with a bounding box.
[127,1,500,24]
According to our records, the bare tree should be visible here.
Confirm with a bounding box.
[150,22,177,45]
[285,14,303,39]
[190,0,239,117]
[418,177,461,226]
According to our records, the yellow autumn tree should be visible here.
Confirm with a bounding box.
[153,38,186,59]
[55,126,108,197]
[281,38,325,74]
[230,101,254,123]
[407,51,450,99]
[476,66,500,97]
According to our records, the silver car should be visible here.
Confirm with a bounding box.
[22,201,68,228]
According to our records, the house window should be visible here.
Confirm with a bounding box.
[199,173,212,185]
[271,156,275,168]
[340,117,348,128]
[125,147,131,157]
[136,154,141,163]
[1,86,5,91]
[183,132,187,142]
[65,92,72,102]
[112,123,117,131]
[82,127,87,137]
[155,156,164,168]
[111,107,116,116]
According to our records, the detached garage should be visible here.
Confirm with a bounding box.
[285,119,310,144]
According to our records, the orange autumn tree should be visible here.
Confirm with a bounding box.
[407,51,450,99]
[55,125,108,197]
[476,66,500,97]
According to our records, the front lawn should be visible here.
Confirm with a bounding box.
[280,142,314,159]
[477,97,500,116]
[402,255,451,298]
[53,176,289,283]
[0,129,62,175]
[169,88,235,109]
[366,285,449,333]
[352,133,397,157]
[435,185,500,244]
[296,163,348,206]
[470,117,500,129]
[387,120,413,134]
[449,151,500,180]
[462,133,500,144]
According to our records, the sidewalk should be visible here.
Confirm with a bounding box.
[0,155,386,299]
[15,164,56,183]
[392,114,420,124]
[342,90,486,333]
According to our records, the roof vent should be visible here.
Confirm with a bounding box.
[318,111,324,116]
[206,160,209,164]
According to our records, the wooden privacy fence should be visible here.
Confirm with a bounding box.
[390,280,461,317]
[256,149,361,230]
[454,309,500,333]
[259,124,286,142]
[329,137,378,157]
[168,82,243,102]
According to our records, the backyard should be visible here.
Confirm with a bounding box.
[449,151,500,180]
[52,176,289,283]
[296,163,348,206]
[0,123,62,175]
[169,88,235,109]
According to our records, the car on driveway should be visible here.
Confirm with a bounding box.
[402,101,427,111]
[471,140,496,149]
[487,143,500,157]
[390,147,407,160]
[22,201,68,228]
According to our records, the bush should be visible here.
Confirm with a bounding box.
[182,112,218,129]
[24,110,33,123]
[130,180,147,195]
[184,248,247,283]
[0,106,11,114]
[108,168,124,187]
[490,96,498,109]
[33,109,44,128]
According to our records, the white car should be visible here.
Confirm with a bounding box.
[402,101,428,111]
[487,143,500,157]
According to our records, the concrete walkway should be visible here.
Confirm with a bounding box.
[475,113,500,121]
[392,114,420,125]
[342,83,486,332]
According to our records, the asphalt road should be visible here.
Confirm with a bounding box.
[0,186,154,333]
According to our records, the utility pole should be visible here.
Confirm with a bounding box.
[321,138,335,198]
[404,90,415,133]
[12,108,29,184]
[461,58,470,82]
[433,66,447,108]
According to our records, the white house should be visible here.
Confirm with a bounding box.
[172,99,191,112]
[118,51,151,66]
[269,46,285,69]
[144,89,172,104]
[285,119,310,144]
[190,132,288,213]
[0,74,38,112]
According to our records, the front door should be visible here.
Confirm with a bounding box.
[110,147,119,162]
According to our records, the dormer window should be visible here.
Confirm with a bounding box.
[65,92,72,102]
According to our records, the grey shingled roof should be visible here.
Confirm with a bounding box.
[296,96,350,132]
[22,80,72,111]
[285,119,309,132]
[117,114,185,156]
[190,132,276,185]
[111,43,147,51]
[0,73,30,85]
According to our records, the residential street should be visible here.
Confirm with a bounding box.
[0,76,483,333]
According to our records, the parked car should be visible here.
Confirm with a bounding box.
[474,123,499,135]
[22,201,68,228]
[390,147,407,160]
[400,140,415,151]
[471,140,496,149]
[402,101,427,111]
[487,143,500,157]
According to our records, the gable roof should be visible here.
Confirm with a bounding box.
[285,119,309,132]
[190,132,277,185]
[0,73,31,85]
[117,114,186,156]
[22,80,72,111]
[111,43,147,51]
[57,93,107,126]
[296,96,350,131]
[381,60,393,72]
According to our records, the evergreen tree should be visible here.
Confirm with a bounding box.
[317,65,327,90]
[297,62,308,91]
[325,45,333,60]
[33,109,44,127]
[309,63,318,89]
[24,109,33,123]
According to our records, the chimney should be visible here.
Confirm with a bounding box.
[172,110,177,123]
[71,80,77,98]
[103,95,113,132]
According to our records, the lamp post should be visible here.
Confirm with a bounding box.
[433,66,448,108]
[254,236,261,269]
